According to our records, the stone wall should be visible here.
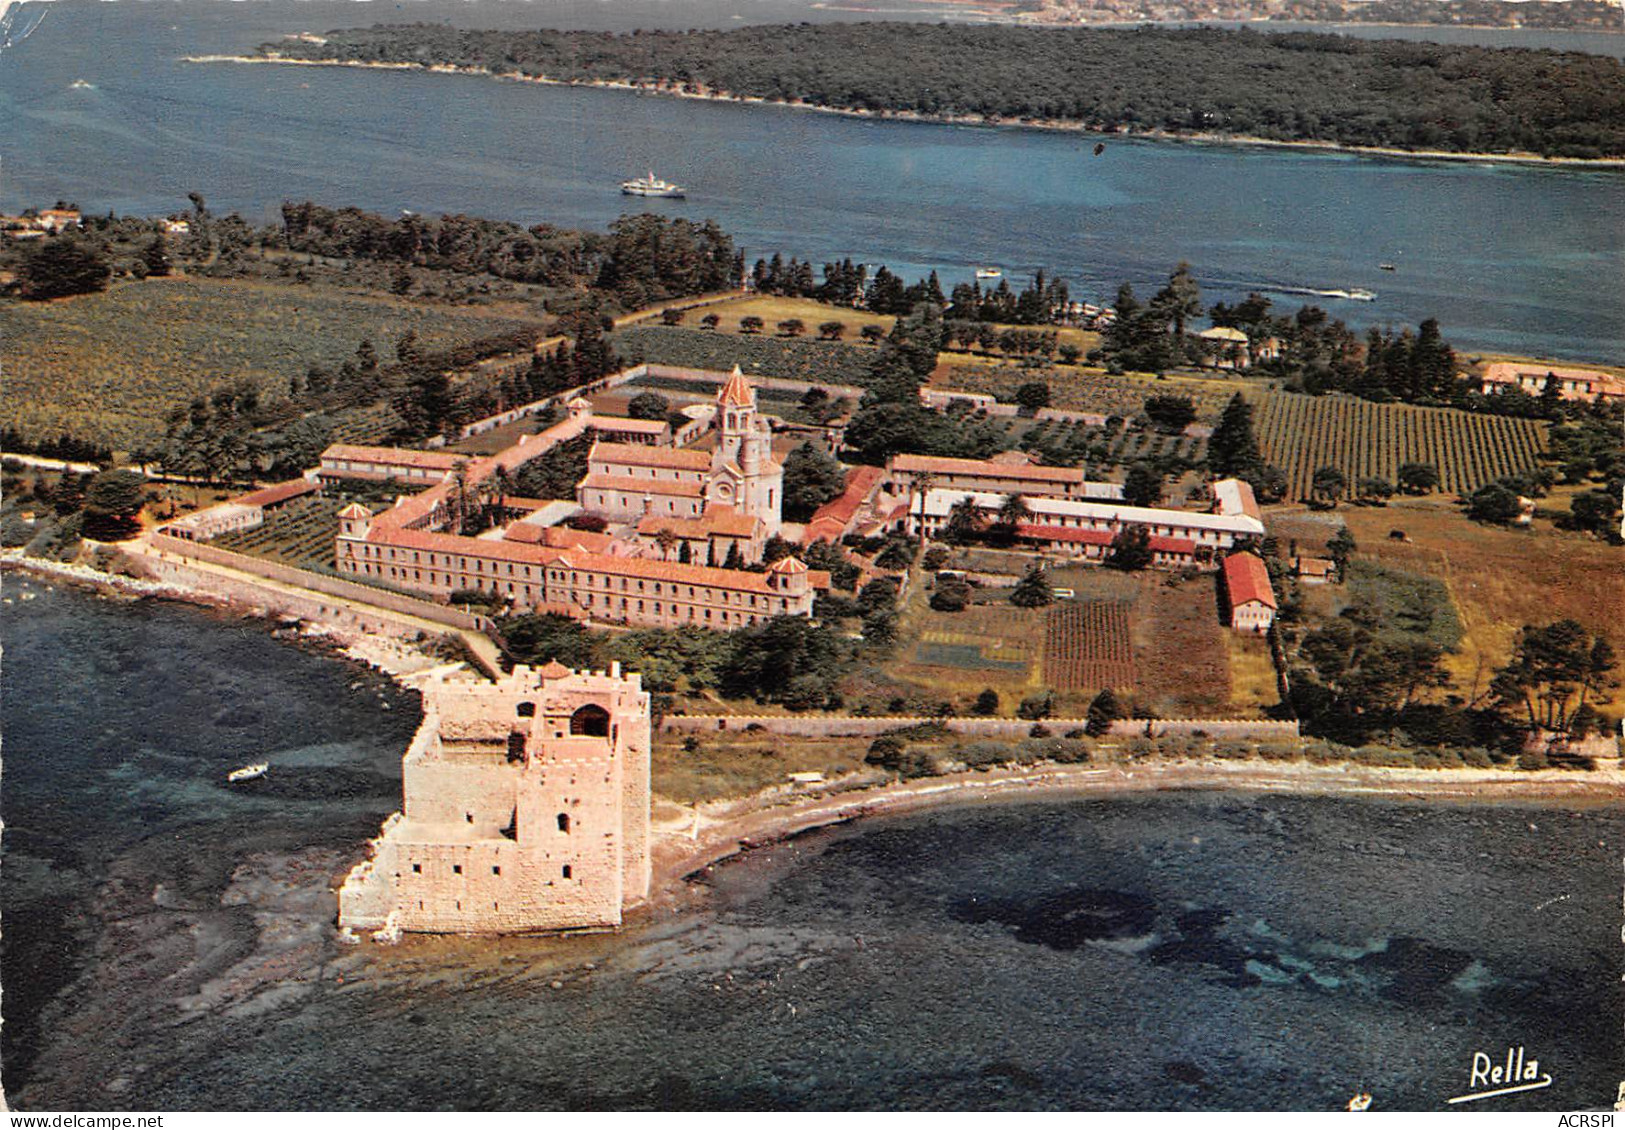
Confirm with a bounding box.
[660,714,1300,741]
[148,532,491,633]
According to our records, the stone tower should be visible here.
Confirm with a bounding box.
[337,662,651,936]
[708,366,783,537]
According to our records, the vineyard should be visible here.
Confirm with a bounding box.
[0,277,543,453]
[1255,392,1548,500]
[1043,601,1135,692]
[212,498,360,571]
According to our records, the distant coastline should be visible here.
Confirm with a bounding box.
[186,54,1625,169]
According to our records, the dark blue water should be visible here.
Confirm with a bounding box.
[2,0,1623,362]
[4,582,1621,1110]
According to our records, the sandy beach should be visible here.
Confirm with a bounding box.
[186,54,1625,169]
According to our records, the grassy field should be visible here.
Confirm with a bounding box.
[1254,392,1548,501]
[935,356,1250,421]
[651,730,871,804]
[0,278,544,453]
[1302,497,1623,700]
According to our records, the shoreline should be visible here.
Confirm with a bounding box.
[10,547,1620,923]
[186,54,1625,169]
[644,756,1625,908]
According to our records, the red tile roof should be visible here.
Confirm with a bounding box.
[321,444,464,472]
[890,453,1085,485]
[1223,552,1277,609]
[801,465,886,545]
[233,478,317,508]
[578,473,706,499]
[637,505,761,539]
[1015,523,1114,546]
[718,366,755,407]
[588,441,710,472]
[1149,536,1197,556]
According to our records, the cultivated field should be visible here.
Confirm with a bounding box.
[1255,392,1548,500]
[212,497,356,571]
[0,278,543,452]
[935,358,1246,421]
[1043,601,1135,692]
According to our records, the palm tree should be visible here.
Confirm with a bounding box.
[997,493,1030,528]
[654,528,680,560]
[908,470,936,539]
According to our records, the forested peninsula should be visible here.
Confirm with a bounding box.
[252,24,1625,159]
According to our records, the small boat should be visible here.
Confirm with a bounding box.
[1378,263,1396,271]
[227,762,269,783]
[975,266,1002,281]
[69,78,94,90]
[620,171,685,199]
[1347,1093,1373,1111]
[1347,288,1377,301]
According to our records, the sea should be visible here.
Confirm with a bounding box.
[1,0,1623,362]
[2,580,1622,1111]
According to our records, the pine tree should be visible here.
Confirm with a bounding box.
[1010,563,1053,608]
[1086,688,1124,736]
[1209,394,1264,478]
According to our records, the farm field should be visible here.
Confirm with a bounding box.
[1043,601,1135,693]
[1334,497,1624,700]
[1254,392,1548,500]
[611,325,873,387]
[936,357,1250,421]
[906,603,1047,690]
[0,278,544,453]
[211,497,360,571]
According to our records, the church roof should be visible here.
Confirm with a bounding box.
[337,502,373,520]
[718,365,755,407]
[588,440,710,472]
[768,555,809,575]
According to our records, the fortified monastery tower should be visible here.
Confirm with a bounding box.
[338,662,651,935]
[706,366,783,538]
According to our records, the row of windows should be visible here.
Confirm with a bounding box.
[589,463,705,483]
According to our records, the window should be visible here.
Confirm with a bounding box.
[562,865,573,879]
[492,866,501,876]
[412,863,422,874]
[516,702,535,717]
[570,704,610,736]
[453,864,463,875]
[466,813,474,823]
[557,812,571,833]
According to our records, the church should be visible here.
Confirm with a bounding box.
[577,366,784,565]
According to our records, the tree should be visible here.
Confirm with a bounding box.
[1209,394,1264,479]
[1085,688,1124,736]
[1015,381,1052,412]
[1106,524,1153,571]
[700,313,721,330]
[1490,621,1615,734]
[1467,482,1522,525]
[626,391,671,420]
[859,324,885,345]
[1143,394,1196,431]
[1153,261,1204,340]
[500,612,598,669]
[722,616,848,707]
[1397,462,1440,495]
[1569,489,1621,538]
[1122,462,1163,507]
[142,233,172,278]
[81,470,147,540]
[781,442,848,521]
[660,307,686,326]
[930,577,972,612]
[1010,563,1054,608]
[777,318,806,337]
[1326,525,1356,581]
[19,237,112,300]
[1357,476,1395,505]
[944,496,985,545]
[972,688,1001,716]
[1310,465,1347,506]
[739,315,764,334]
[818,320,846,341]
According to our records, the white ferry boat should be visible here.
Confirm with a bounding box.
[974,266,1003,281]
[620,171,685,199]
[227,762,269,783]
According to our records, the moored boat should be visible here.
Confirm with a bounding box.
[620,171,685,199]
[227,762,269,783]
[974,266,1002,281]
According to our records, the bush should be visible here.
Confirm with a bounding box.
[930,578,972,612]
[1016,693,1053,720]
[1028,723,1051,738]
[972,688,1000,716]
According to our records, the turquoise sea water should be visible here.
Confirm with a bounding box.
[2,582,1621,1110]
[2,0,1623,362]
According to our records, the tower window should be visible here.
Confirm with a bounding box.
[453,864,463,875]
[557,812,571,833]
[562,865,573,879]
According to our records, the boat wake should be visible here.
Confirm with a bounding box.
[1258,283,1376,302]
